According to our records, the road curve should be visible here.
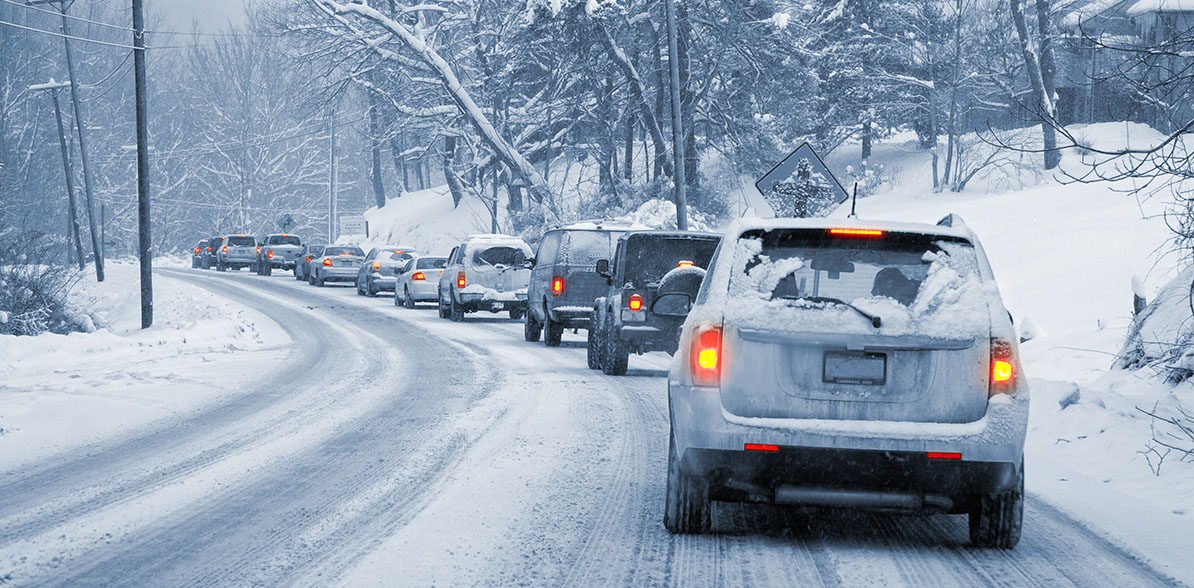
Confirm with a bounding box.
[0,267,1184,587]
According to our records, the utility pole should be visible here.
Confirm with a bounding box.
[664,0,688,231]
[30,79,84,269]
[31,0,105,280]
[132,0,152,328]
[329,114,338,242]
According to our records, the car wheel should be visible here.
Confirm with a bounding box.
[394,288,403,307]
[969,462,1024,549]
[263,263,272,276]
[217,261,226,272]
[586,310,601,369]
[664,431,710,534]
[524,310,542,342]
[602,316,629,376]
[438,292,450,319]
[367,281,377,297]
[544,310,564,347]
[449,294,464,322]
[313,271,324,287]
[404,288,416,309]
[308,271,316,286]
[191,259,199,268]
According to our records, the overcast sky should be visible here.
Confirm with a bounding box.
[151,0,247,34]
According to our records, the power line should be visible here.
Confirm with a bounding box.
[0,0,279,38]
[0,17,140,49]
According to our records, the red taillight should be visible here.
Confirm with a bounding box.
[373,261,380,270]
[691,326,722,387]
[305,256,313,261]
[221,246,228,253]
[256,245,261,254]
[322,258,333,266]
[989,338,1016,395]
[207,247,212,252]
[551,276,565,295]
[677,260,694,268]
[627,293,643,311]
[744,443,779,452]
[267,250,274,259]
[927,452,962,460]
[411,271,425,281]
[338,252,352,256]
[194,247,200,254]
[456,272,466,288]
[828,228,884,238]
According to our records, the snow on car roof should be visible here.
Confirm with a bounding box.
[558,220,651,231]
[721,216,974,242]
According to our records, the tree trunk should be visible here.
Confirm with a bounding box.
[593,17,673,179]
[647,18,669,180]
[1009,0,1060,170]
[676,1,698,188]
[625,114,635,182]
[443,135,464,207]
[368,96,387,208]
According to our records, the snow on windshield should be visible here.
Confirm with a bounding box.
[719,231,993,339]
[470,244,531,266]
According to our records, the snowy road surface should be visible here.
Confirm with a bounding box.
[0,268,1184,587]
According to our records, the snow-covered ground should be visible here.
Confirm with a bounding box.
[0,260,289,472]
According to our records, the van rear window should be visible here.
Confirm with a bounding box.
[267,236,300,246]
[227,236,255,246]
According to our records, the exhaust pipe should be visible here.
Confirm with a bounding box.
[774,485,953,513]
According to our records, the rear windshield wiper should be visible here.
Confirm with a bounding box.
[775,295,882,328]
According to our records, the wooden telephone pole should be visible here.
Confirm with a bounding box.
[131,0,152,328]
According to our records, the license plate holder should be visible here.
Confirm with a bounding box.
[822,351,886,386]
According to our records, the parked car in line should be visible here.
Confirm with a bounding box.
[215,234,258,271]
[204,236,224,269]
[192,240,209,268]
[308,245,365,286]
[255,234,303,276]
[356,246,418,296]
[394,255,448,308]
[294,244,325,282]
[662,216,1028,549]
[588,231,721,374]
[524,222,633,347]
[438,235,533,321]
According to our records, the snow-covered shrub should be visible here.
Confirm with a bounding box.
[0,231,83,336]
[1119,266,1194,382]
[843,160,891,198]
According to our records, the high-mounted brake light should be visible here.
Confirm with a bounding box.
[305,256,313,261]
[394,249,404,254]
[691,326,722,387]
[338,252,352,256]
[456,272,467,288]
[828,228,884,238]
[551,276,565,295]
[744,443,779,452]
[281,233,288,237]
[411,272,426,281]
[267,250,274,259]
[627,293,643,311]
[322,258,333,266]
[927,452,962,460]
[677,260,694,268]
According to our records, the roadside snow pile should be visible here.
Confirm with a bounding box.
[627,199,718,232]
[1120,266,1194,380]
[353,186,494,255]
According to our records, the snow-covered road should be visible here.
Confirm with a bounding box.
[0,268,1183,587]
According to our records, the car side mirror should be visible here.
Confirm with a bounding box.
[596,259,611,279]
[523,257,535,269]
[651,292,692,317]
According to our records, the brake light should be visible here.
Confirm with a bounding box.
[267,250,274,259]
[691,326,722,387]
[411,271,425,281]
[207,247,212,253]
[338,252,352,256]
[456,272,466,288]
[989,338,1016,395]
[373,261,380,270]
[305,256,313,261]
[256,246,261,254]
[828,228,884,238]
[221,246,228,253]
[281,233,288,237]
[322,258,332,266]
[627,293,643,311]
[194,247,200,254]
[677,260,694,268]
[394,249,404,254]
[551,276,565,295]
[744,443,779,452]
[927,452,962,460]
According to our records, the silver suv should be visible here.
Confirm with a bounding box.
[663,216,1028,548]
[438,235,533,321]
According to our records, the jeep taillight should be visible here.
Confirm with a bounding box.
[456,272,466,288]
[691,326,722,387]
[411,272,425,281]
[989,338,1016,395]
[267,250,274,259]
[194,247,200,254]
[627,293,643,311]
[551,276,565,295]
[322,258,332,266]
[207,247,212,253]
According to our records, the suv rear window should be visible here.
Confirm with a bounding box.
[563,231,620,265]
[267,236,300,246]
[622,235,719,287]
[416,257,447,269]
[731,229,979,308]
[471,245,530,266]
[226,236,255,246]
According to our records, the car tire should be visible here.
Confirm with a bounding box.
[969,463,1024,549]
[313,271,324,287]
[404,288,416,309]
[524,311,542,342]
[438,292,450,319]
[664,431,710,534]
[586,310,601,369]
[602,317,629,376]
[367,281,377,297]
[263,263,272,276]
[449,294,465,322]
[192,258,199,268]
[217,261,226,272]
[394,288,403,307]
[308,271,316,286]
[544,311,564,347]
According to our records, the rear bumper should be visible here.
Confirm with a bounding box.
[406,281,438,301]
[369,273,397,290]
[549,305,593,328]
[220,255,256,264]
[318,267,358,280]
[669,382,1028,502]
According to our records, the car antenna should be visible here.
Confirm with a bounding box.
[848,182,859,218]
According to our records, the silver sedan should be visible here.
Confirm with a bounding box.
[394,255,448,308]
[308,245,365,287]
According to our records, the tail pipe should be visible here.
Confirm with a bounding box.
[774,485,953,513]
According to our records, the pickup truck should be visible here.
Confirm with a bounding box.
[255,234,303,276]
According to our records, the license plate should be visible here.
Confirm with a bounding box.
[822,351,886,385]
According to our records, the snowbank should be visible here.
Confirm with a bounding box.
[348,185,495,255]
